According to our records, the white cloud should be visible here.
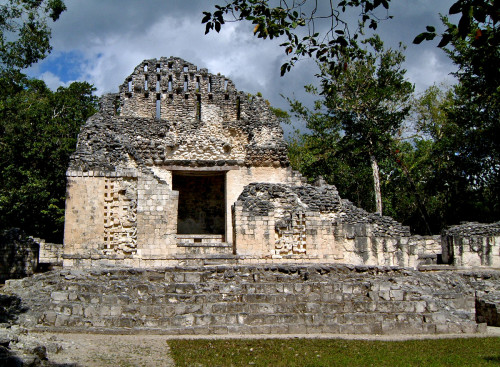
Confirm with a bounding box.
[39,71,72,90]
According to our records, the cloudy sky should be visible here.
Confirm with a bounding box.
[26,0,457,131]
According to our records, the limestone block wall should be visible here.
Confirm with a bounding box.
[120,57,239,122]
[63,175,106,266]
[408,235,442,266]
[2,265,487,335]
[233,183,415,267]
[34,238,64,267]
[136,173,178,264]
[226,167,294,244]
[442,222,500,267]
[0,229,39,282]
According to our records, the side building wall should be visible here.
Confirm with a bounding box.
[233,183,418,268]
[0,229,39,282]
[442,222,500,268]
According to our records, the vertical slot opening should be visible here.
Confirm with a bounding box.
[196,76,200,91]
[156,75,160,92]
[224,79,228,91]
[183,65,188,72]
[156,94,161,119]
[236,96,241,120]
[196,94,201,121]
[208,76,212,93]
[156,64,160,73]
[127,79,132,92]
[144,64,148,72]
[168,75,172,92]
[184,75,188,92]
[144,75,148,91]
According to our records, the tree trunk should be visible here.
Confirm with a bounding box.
[370,153,383,214]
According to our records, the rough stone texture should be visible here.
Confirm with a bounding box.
[0,229,39,282]
[2,265,495,335]
[35,238,63,269]
[442,221,500,268]
[69,57,288,172]
[0,325,57,366]
[234,183,418,267]
[61,57,499,270]
[63,57,297,267]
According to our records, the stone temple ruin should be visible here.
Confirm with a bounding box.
[62,57,500,270]
[1,58,499,346]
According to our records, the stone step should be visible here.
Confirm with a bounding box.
[176,234,225,244]
[176,242,233,256]
[5,265,493,336]
[203,258,239,266]
[173,254,238,260]
[177,242,231,248]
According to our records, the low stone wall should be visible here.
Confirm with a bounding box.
[409,235,442,266]
[3,265,494,335]
[32,237,64,268]
[442,221,500,268]
[0,229,39,283]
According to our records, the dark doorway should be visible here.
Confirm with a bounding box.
[172,172,225,235]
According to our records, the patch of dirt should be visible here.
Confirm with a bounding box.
[35,332,176,367]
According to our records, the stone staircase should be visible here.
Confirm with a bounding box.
[175,234,237,265]
[2,265,490,335]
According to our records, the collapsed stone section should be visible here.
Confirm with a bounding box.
[234,183,413,266]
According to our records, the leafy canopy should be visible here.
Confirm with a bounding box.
[288,36,413,214]
[0,0,66,70]
[202,0,393,75]
[0,71,97,241]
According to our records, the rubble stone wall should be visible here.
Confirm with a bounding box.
[233,183,420,267]
[0,229,39,282]
[3,265,491,335]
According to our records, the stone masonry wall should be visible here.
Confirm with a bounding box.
[2,265,491,335]
[442,221,500,268]
[234,183,418,267]
[69,57,289,172]
[34,237,63,268]
[0,229,39,282]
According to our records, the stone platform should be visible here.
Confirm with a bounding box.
[2,265,499,336]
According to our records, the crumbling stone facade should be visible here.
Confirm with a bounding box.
[63,58,499,270]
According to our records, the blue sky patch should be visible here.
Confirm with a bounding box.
[38,50,84,83]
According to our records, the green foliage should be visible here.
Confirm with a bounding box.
[0,0,66,70]
[415,0,498,51]
[203,0,393,75]
[0,71,97,242]
[418,11,500,227]
[169,337,500,367]
[288,36,413,214]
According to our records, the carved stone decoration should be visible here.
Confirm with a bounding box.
[274,211,307,257]
[103,178,137,255]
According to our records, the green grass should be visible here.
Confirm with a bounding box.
[169,337,500,367]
